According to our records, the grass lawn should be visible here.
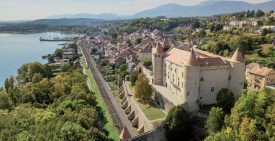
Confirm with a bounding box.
[81,56,120,141]
[139,103,166,121]
[128,84,166,121]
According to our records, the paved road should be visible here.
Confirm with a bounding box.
[79,39,137,137]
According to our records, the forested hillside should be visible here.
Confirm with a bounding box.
[0,62,109,141]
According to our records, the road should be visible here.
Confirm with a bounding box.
[79,39,137,137]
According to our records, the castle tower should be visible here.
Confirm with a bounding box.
[152,42,164,85]
[162,37,171,52]
[229,48,245,99]
[183,48,200,112]
[119,127,131,141]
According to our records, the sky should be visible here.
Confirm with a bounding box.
[0,0,271,20]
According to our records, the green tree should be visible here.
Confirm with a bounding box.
[129,70,140,86]
[0,91,13,111]
[135,38,142,45]
[134,73,152,102]
[60,121,91,141]
[32,73,43,83]
[31,78,54,104]
[205,107,224,133]
[255,9,265,17]
[216,88,234,113]
[27,62,46,81]
[142,58,152,68]
[165,105,192,140]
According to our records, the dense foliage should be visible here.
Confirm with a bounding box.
[205,107,225,133]
[216,88,235,114]
[113,17,197,33]
[165,105,192,140]
[134,73,152,102]
[205,89,275,141]
[0,62,109,141]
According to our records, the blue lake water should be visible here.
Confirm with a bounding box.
[0,32,77,86]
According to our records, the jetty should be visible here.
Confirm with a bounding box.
[39,37,76,42]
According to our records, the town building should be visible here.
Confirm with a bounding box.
[149,44,245,112]
[246,65,275,91]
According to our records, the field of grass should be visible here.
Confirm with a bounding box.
[81,56,120,141]
[139,103,166,121]
[128,84,166,121]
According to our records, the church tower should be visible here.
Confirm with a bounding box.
[152,42,164,85]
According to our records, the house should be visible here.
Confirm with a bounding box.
[63,48,76,60]
[247,66,275,91]
[246,63,260,76]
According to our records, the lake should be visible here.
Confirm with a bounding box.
[0,32,79,86]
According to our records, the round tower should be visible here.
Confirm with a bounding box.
[152,42,164,85]
[229,48,245,99]
[183,48,200,113]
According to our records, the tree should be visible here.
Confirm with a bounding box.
[32,73,43,83]
[60,121,91,141]
[134,73,152,102]
[191,21,200,29]
[0,92,13,111]
[27,62,46,81]
[31,78,54,104]
[165,105,192,140]
[216,88,235,113]
[142,58,152,68]
[117,64,128,78]
[129,70,140,86]
[198,29,206,38]
[17,63,30,83]
[255,10,265,17]
[135,38,142,45]
[91,48,97,54]
[205,107,224,133]
[54,48,63,58]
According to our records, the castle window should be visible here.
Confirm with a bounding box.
[175,69,177,73]
[187,92,189,96]
[200,77,204,81]
[211,87,215,92]
[228,75,231,80]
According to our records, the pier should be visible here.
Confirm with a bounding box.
[39,37,77,42]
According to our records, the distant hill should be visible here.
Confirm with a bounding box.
[132,0,275,18]
[24,18,104,26]
[7,0,275,26]
[44,0,275,20]
[46,13,122,20]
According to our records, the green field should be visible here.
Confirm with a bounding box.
[128,84,166,121]
[81,56,120,141]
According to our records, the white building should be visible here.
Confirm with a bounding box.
[150,44,245,112]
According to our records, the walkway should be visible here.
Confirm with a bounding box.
[79,39,137,137]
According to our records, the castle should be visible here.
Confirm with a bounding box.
[151,43,245,112]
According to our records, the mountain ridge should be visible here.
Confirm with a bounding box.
[14,0,275,23]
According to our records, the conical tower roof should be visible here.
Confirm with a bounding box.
[230,48,244,63]
[186,48,199,66]
[119,127,131,140]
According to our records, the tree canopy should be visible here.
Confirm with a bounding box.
[165,105,192,140]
